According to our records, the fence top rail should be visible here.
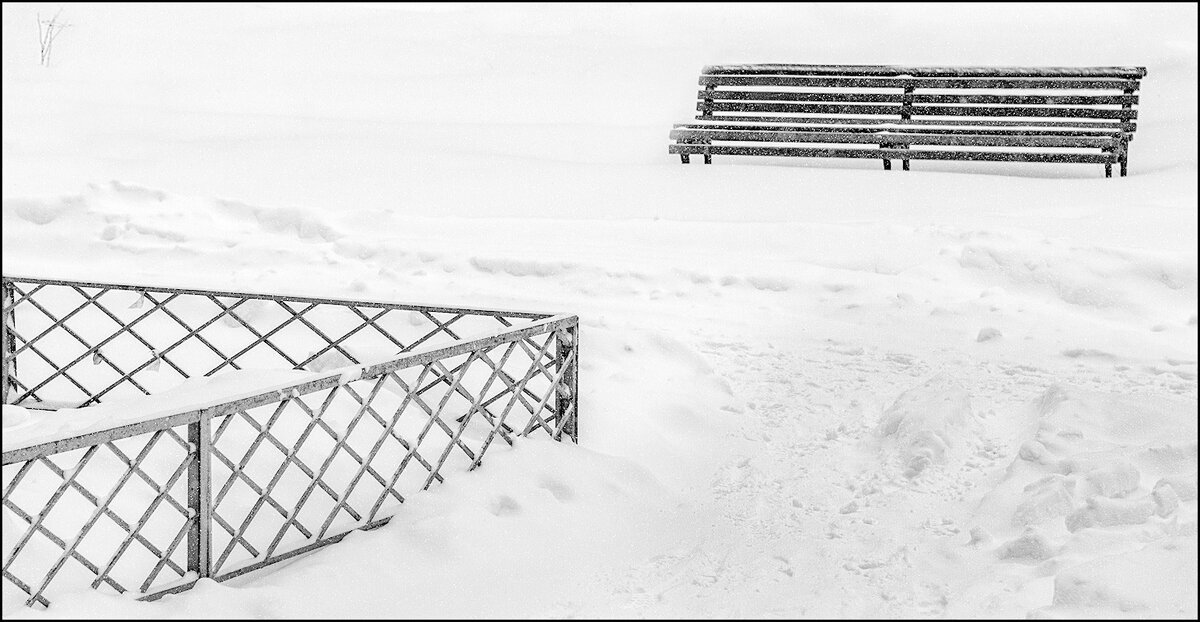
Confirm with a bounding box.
[701,65,1148,79]
[3,313,578,464]
[2,369,325,463]
[1,274,554,320]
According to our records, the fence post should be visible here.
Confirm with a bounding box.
[186,413,212,581]
[556,323,579,443]
[2,279,15,404]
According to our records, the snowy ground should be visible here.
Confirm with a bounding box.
[2,2,1197,618]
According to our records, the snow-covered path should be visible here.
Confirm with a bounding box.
[571,294,1193,618]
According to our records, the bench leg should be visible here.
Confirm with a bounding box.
[902,159,910,171]
[704,154,712,165]
[1118,136,1130,177]
[1104,163,1112,178]
[883,159,891,171]
[680,154,690,164]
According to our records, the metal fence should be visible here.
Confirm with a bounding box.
[2,275,579,607]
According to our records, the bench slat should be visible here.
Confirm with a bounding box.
[915,94,1138,105]
[700,65,1148,79]
[699,75,1140,90]
[699,115,1134,130]
[674,123,1125,137]
[702,90,907,103]
[912,105,1135,119]
[701,102,901,115]
[670,129,1118,148]
[699,91,1139,106]
[699,102,1136,119]
[668,144,1113,163]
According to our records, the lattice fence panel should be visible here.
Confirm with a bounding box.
[2,275,578,609]
[3,277,545,409]
[2,426,195,607]
[204,329,571,578]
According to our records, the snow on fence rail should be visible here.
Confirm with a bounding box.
[1,275,579,607]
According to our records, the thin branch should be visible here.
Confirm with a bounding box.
[36,9,69,67]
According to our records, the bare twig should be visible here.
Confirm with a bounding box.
[37,9,69,67]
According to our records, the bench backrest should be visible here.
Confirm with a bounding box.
[695,65,1146,133]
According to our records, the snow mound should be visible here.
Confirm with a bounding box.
[875,374,981,479]
[995,527,1057,563]
[213,198,342,243]
[469,256,577,278]
[975,326,1003,342]
[1065,495,1156,532]
[6,196,85,226]
[1076,458,1141,498]
[1011,474,1078,527]
[1155,474,1198,503]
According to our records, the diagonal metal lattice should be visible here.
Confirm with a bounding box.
[2,275,579,608]
[2,276,550,409]
[3,432,195,607]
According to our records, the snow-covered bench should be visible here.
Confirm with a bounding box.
[669,65,1146,177]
